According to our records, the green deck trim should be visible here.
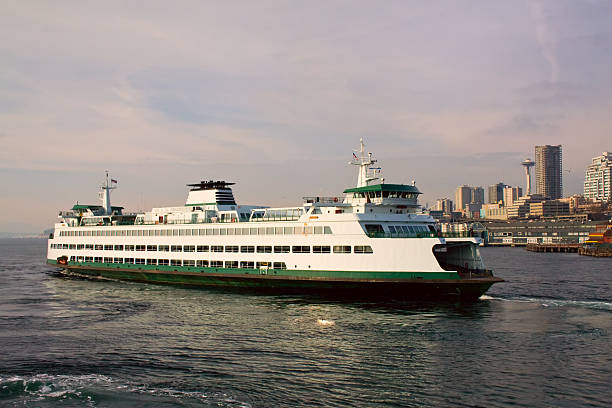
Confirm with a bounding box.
[343,183,421,194]
[47,259,460,280]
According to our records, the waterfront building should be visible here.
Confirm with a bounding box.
[487,183,506,204]
[481,203,507,220]
[584,151,612,202]
[503,186,523,206]
[506,194,545,218]
[484,218,604,245]
[535,145,563,199]
[529,200,570,218]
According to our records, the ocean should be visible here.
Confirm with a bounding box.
[0,238,610,407]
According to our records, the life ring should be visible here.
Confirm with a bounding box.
[57,256,68,265]
[333,197,338,202]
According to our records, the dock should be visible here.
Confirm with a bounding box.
[525,243,581,253]
[578,247,612,257]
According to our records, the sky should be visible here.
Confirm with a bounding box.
[1,0,611,232]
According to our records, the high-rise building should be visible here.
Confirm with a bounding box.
[455,185,472,213]
[435,198,454,214]
[584,151,612,202]
[488,182,506,204]
[471,187,485,205]
[535,145,562,199]
[503,186,523,206]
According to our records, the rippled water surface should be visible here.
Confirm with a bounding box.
[1,239,610,407]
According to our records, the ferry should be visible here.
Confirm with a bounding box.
[47,141,502,300]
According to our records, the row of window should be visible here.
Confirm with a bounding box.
[388,225,432,234]
[59,225,333,237]
[69,256,287,269]
[52,244,374,254]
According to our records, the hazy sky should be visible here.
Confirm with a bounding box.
[1,1,611,232]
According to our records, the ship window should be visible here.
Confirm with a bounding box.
[333,246,351,254]
[95,244,103,250]
[220,228,227,236]
[364,224,383,234]
[184,245,195,252]
[273,262,287,270]
[275,227,284,235]
[292,246,310,253]
[135,258,145,265]
[205,229,213,236]
[197,245,209,252]
[136,245,145,251]
[171,245,182,252]
[354,245,373,254]
[173,229,179,236]
[146,259,156,265]
[240,228,250,235]
[388,226,396,233]
[240,261,254,268]
[314,226,323,234]
[154,230,160,236]
[115,245,124,251]
[294,226,304,234]
[305,227,313,234]
[113,257,123,263]
[212,229,219,236]
[184,260,195,267]
[199,229,206,236]
[104,257,112,263]
[210,260,223,268]
[77,244,84,250]
[104,245,113,250]
[210,245,223,252]
[84,256,92,262]
[256,262,271,268]
[158,245,169,252]
[241,246,255,253]
[258,227,266,235]
[171,259,182,266]
[225,261,238,268]
[70,256,76,261]
[197,260,208,267]
[227,228,235,236]
[257,246,272,253]
[158,259,169,266]
[313,246,330,254]
[266,227,275,235]
[225,245,239,253]
[146,245,157,251]
[124,258,134,264]
[94,257,102,263]
[274,246,290,253]
[324,226,333,234]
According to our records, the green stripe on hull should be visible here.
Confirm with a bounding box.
[47,259,460,281]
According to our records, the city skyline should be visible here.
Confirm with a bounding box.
[2,1,612,232]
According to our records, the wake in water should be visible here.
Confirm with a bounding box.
[480,294,612,311]
[0,374,253,408]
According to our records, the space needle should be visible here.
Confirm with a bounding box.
[521,158,535,196]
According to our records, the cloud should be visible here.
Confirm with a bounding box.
[530,1,560,82]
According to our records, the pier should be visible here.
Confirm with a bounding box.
[525,243,581,253]
[578,247,612,257]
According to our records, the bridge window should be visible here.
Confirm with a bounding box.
[354,245,373,254]
[333,246,351,254]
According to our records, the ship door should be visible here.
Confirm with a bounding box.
[191,213,198,224]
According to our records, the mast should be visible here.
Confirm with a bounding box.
[350,138,380,187]
[100,170,117,215]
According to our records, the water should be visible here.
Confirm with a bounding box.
[0,239,610,407]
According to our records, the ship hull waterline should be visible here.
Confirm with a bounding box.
[48,261,502,301]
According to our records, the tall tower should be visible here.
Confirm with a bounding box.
[521,158,535,196]
[535,145,562,199]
